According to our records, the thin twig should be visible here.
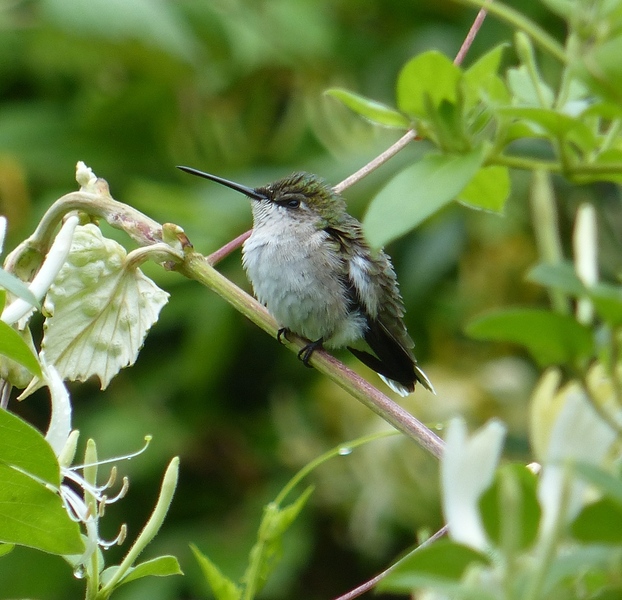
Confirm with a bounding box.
[333,129,419,194]
[332,525,449,600]
[454,3,489,66]
[207,229,252,265]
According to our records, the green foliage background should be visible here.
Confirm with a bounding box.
[1,1,610,598]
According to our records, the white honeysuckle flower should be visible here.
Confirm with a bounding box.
[41,358,148,568]
[42,355,72,457]
[573,203,597,325]
[1,215,79,327]
[441,418,507,551]
[537,385,617,537]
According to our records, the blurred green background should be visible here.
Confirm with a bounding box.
[0,1,574,598]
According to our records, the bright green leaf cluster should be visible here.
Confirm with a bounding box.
[328,3,622,248]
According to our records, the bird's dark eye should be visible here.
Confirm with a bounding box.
[285,198,300,208]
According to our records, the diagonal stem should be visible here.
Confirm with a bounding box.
[179,251,444,458]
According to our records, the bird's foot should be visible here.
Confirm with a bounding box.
[297,338,324,368]
[277,328,290,344]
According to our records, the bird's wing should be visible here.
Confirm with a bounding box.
[324,223,433,393]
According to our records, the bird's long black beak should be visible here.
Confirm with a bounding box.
[177,166,266,201]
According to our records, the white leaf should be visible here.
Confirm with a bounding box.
[41,224,169,389]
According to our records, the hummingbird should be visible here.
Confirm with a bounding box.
[178,166,434,396]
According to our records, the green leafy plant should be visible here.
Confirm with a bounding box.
[3,1,622,598]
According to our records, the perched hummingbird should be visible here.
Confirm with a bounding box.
[178,166,434,396]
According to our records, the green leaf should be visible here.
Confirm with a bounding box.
[495,106,596,151]
[528,263,622,325]
[479,464,541,551]
[0,543,15,558]
[0,462,83,555]
[363,147,484,248]
[590,283,622,326]
[244,486,314,594]
[378,539,489,593]
[540,0,574,18]
[527,262,585,296]
[101,555,183,586]
[397,51,463,119]
[506,65,554,108]
[0,402,82,555]
[325,88,411,128]
[191,544,242,600]
[463,43,509,107]
[541,546,617,596]
[0,320,41,377]
[571,497,622,543]
[465,308,594,367]
[574,463,622,506]
[0,268,40,309]
[428,97,470,152]
[41,224,169,389]
[578,37,622,105]
[0,406,60,486]
[457,165,510,212]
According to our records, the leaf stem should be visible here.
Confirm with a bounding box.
[491,154,562,173]
[273,431,398,507]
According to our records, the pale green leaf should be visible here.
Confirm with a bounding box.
[464,44,508,89]
[540,0,573,18]
[506,65,555,107]
[457,165,510,212]
[191,544,242,600]
[0,543,15,557]
[527,262,585,296]
[463,43,509,107]
[41,224,169,389]
[363,148,484,248]
[325,88,411,128]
